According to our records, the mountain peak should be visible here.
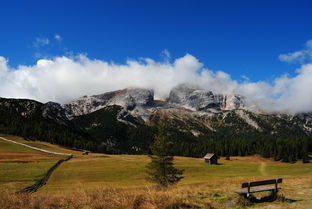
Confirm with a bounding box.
[168,84,245,112]
[63,88,154,119]
[63,84,248,121]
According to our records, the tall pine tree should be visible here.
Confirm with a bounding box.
[146,123,184,187]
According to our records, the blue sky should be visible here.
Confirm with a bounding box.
[0,0,311,82]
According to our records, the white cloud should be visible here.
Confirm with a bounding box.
[32,37,50,48]
[161,49,171,61]
[54,34,63,41]
[279,40,312,63]
[0,53,312,113]
[240,75,250,81]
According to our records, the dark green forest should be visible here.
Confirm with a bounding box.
[0,98,102,152]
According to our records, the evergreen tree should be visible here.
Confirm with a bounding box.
[146,123,184,187]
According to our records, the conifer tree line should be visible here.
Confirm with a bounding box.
[170,137,310,163]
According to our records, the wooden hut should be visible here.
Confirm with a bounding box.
[203,153,217,164]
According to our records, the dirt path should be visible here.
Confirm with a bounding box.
[19,155,72,193]
[259,162,267,176]
[0,136,71,156]
[0,136,72,193]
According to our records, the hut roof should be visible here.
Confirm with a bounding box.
[204,153,215,159]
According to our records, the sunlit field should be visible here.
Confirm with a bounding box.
[0,135,66,192]
[1,134,311,208]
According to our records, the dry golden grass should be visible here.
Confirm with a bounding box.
[0,187,218,209]
[0,152,58,162]
[1,176,310,209]
[0,135,66,192]
[1,176,311,209]
[0,134,83,155]
[1,134,312,208]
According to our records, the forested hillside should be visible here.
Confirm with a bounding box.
[0,98,100,152]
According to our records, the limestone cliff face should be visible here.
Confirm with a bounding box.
[63,88,154,119]
[168,84,245,112]
[64,84,246,120]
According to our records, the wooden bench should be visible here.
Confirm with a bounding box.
[235,178,283,198]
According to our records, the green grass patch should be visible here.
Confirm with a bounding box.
[0,137,65,191]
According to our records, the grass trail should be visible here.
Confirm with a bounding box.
[259,162,267,176]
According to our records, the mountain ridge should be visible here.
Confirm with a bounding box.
[0,84,311,162]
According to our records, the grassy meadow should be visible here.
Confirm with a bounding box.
[0,134,68,192]
[40,154,312,192]
[0,134,312,208]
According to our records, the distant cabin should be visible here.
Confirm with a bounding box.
[204,153,217,164]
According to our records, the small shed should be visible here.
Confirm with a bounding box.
[204,153,217,164]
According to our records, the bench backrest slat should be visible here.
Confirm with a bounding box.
[241,178,282,188]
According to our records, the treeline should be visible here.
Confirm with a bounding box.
[170,137,311,163]
[158,111,312,163]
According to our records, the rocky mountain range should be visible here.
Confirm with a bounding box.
[63,84,312,135]
[0,84,311,160]
[64,84,247,124]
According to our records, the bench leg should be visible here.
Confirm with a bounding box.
[240,193,253,200]
[271,190,278,200]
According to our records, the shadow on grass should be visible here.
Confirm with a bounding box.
[232,193,303,209]
[243,193,303,203]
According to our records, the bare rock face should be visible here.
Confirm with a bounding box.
[42,102,70,126]
[64,88,154,119]
[294,112,312,133]
[64,84,247,123]
[107,88,154,110]
[63,96,104,118]
[0,98,39,117]
[168,84,245,112]
[215,94,245,110]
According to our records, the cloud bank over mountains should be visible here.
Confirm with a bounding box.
[0,49,312,113]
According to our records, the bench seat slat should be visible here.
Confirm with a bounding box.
[241,178,282,188]
[235,186,280,194]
